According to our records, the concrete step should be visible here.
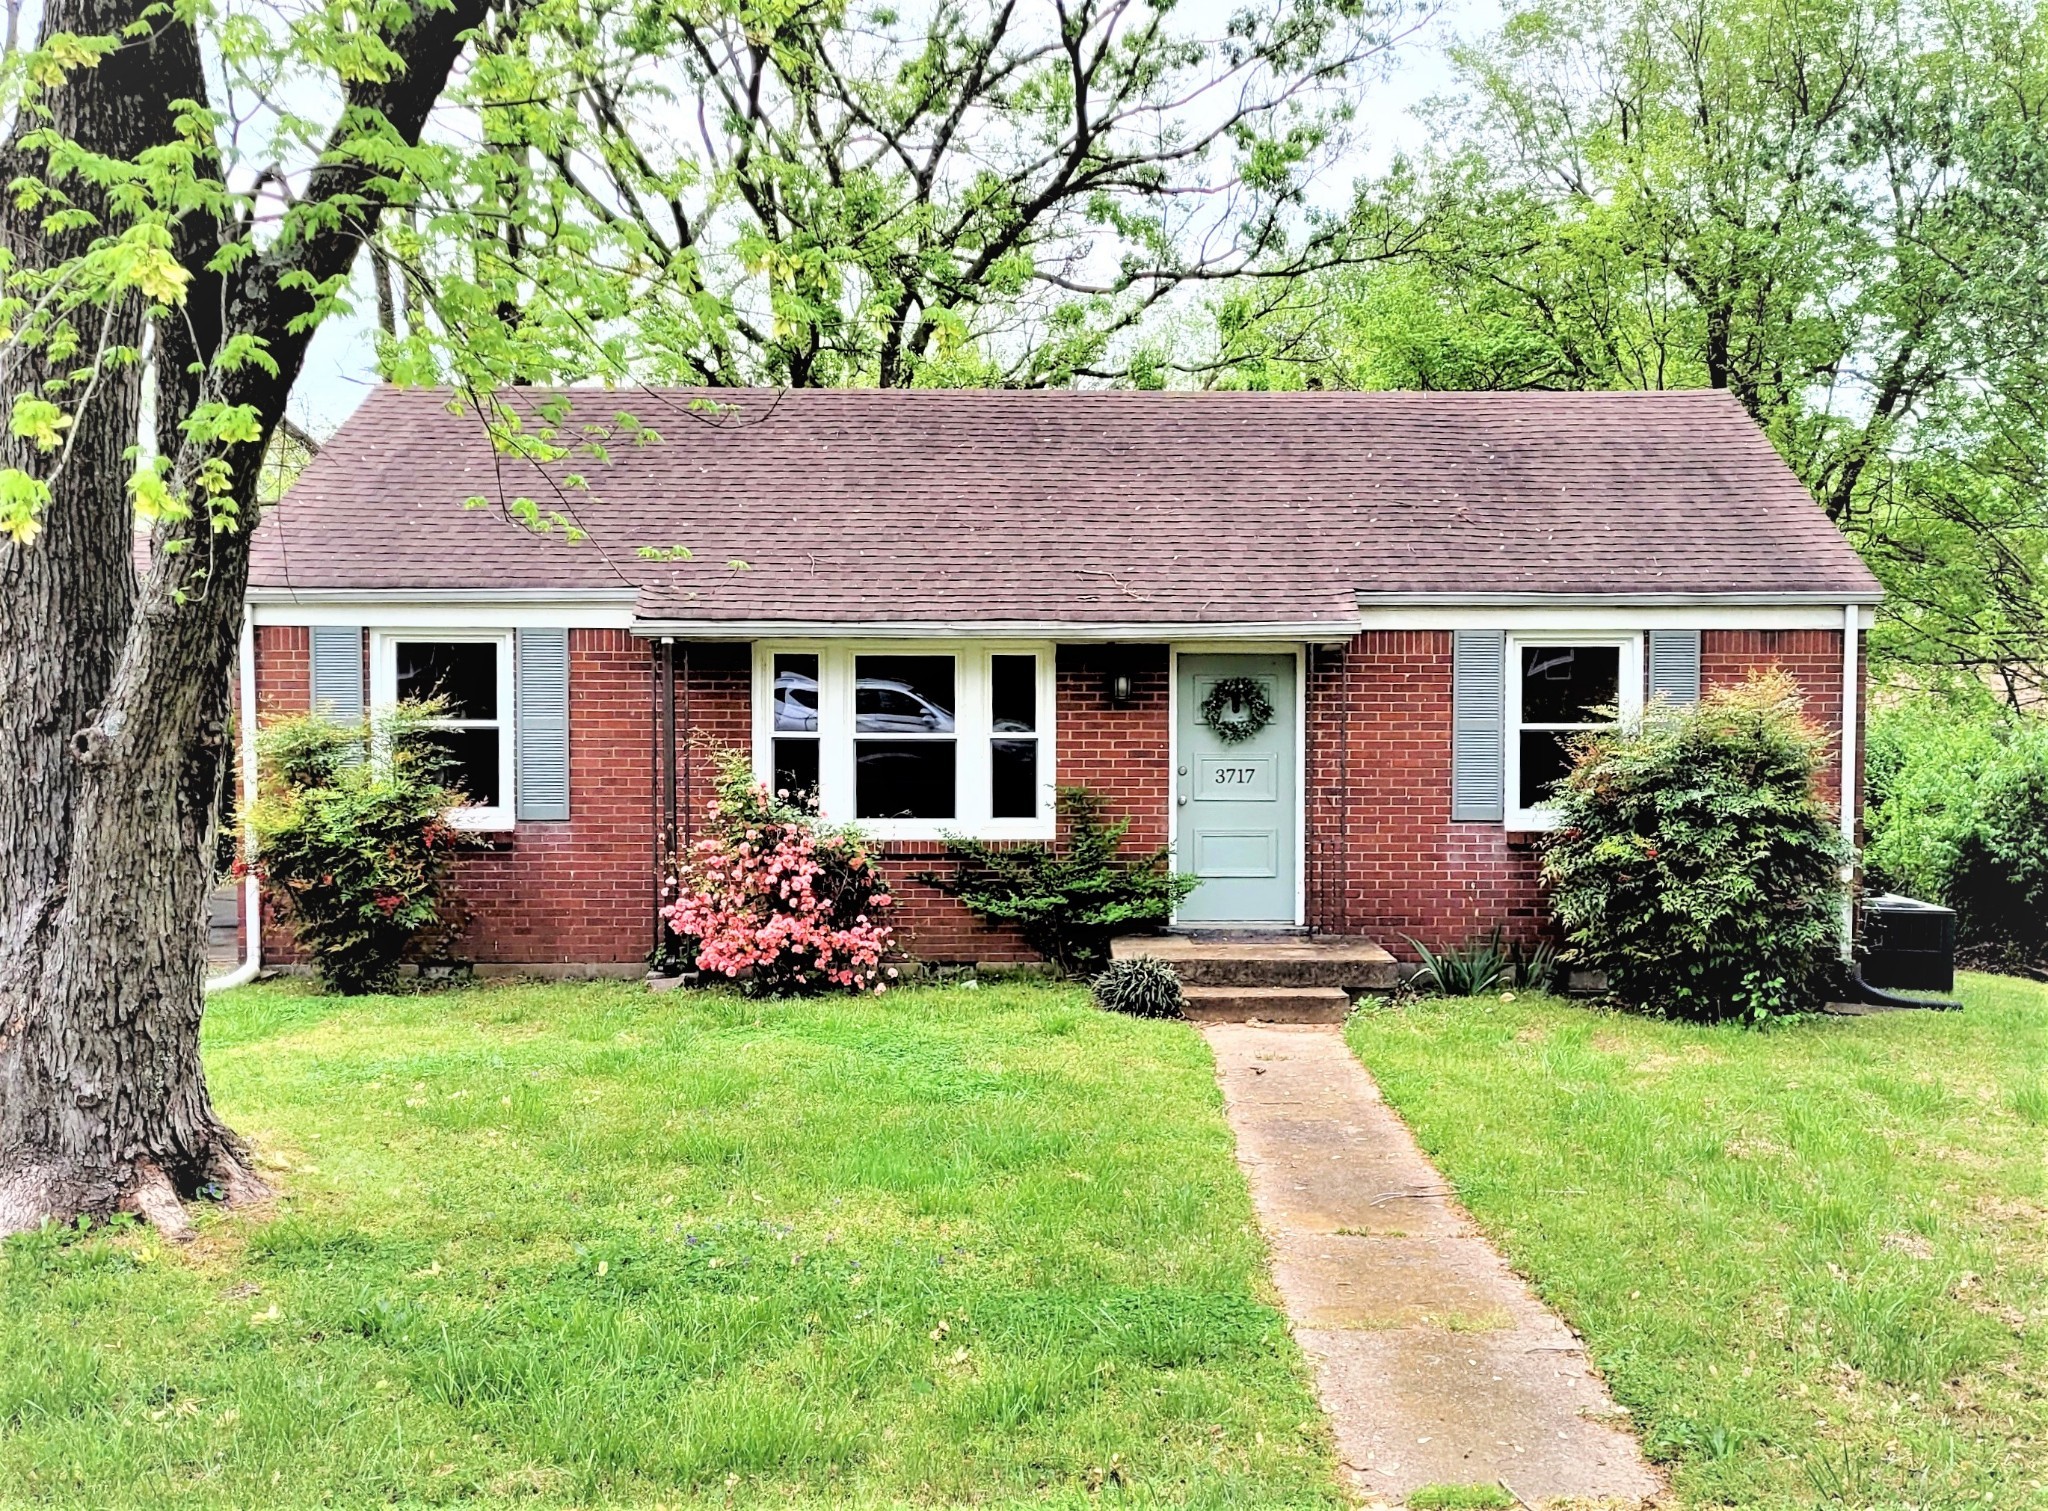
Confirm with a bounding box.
[1112,933,1399,992]
[1180,986,1352,1024]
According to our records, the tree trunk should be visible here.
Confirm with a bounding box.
[0,0,488,1238]
[0,0,236,1236]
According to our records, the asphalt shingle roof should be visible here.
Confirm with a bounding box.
[249,386,1880,626]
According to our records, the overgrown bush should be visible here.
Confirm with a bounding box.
[924,787,1198,976]
[1090,957,1185,1018]
[1866,702,2048,968]
[663,751,895,995]
[246,707,463,995]
[1540,674,1847,1024]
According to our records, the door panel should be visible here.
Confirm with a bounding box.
[1176,652,1298,924]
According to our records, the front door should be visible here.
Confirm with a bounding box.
[1175,652,1298,926]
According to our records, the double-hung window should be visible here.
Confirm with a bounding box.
[754,644,1056,839]
[371,631,515,830]
[1505,635,1642,829]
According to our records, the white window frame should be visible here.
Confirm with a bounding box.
[369,629,516,832]
[1506,632,1642,831]
[752,641,1058,842]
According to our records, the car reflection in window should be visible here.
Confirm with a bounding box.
[774,669,820,732]
[854,679,955,733]
[775,671,960,734]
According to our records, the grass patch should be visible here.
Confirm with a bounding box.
[1402,1483,1515,1509]
[1346,974,2048,1509]
[0,979,1340,1509]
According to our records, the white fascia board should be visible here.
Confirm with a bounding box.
[248,588,638,630]
[1359,596,1878,631]
[631,618,1352,642]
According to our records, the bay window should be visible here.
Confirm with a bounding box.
[753,643,1056,839]
[1505,635,1642,829]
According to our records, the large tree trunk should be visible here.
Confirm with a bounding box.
[0,0,489,1238]
[0,0,231,1235]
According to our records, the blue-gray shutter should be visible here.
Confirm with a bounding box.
[1648,630,1702,706]
[1451,630,1506,822]
[309,625,364,723]
[515,628,571,821]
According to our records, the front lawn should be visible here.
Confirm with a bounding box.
[1,980,1340,1509]
[1346,974,2048,1509]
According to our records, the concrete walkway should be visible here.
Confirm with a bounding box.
[1207,1023,1662,1509]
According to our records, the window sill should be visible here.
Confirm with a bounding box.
[858,819,1057,845]
[446,807,516,834]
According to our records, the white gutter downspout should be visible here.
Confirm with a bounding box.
[205,613,262,993]
[1839,603,1860,963]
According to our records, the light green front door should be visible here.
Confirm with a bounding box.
[1175,652,1298,925]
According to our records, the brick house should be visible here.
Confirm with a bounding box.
[231,386,1880,974]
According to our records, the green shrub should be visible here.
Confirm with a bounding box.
[1090,957,1185,1018]
[1540,674,1847,1024]
[923,788,1198,976]
[1866,702,2048,967]
[246,706,464,995]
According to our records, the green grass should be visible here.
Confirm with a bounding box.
[1402,1483,1515,1509]
[1345,974,2048,1510]
[0,980,1341,1509]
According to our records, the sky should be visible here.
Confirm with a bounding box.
[284,0,1480,437]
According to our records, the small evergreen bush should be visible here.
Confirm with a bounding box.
[925,787,1199,976]
[246,706,464,994]
[1091,957,1184,1017]
[1541,673,1847,1024]
[1866,702,2048,969]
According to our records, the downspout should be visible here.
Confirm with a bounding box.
[680,643,693,851]
[1838,603,1860,963]
[661,635,678,896]
[649,639,664,958]
[205,614,262,992]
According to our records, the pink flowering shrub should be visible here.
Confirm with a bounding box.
[662,752,896,995]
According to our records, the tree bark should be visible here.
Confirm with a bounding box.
[0,0,488,1238]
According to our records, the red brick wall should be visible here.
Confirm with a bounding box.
[1306,632,1549,956]
[1305,628,1863,960]
[252,626,315,962]
[255,624,310,715]
[451,630,656,966]
[1700,628,1862,821]
[249,625,1863,971]
[255,628,660,970]
[662,644,1172,966]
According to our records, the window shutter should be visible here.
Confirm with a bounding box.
[309,625,364,722]
[1451,630,1506,822]
[1648,630,1702,706]
[515,628,571,821]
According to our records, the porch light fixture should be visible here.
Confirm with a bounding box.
[1105,670,1134,706]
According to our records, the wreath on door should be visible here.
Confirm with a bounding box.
[1199,676,1275,744]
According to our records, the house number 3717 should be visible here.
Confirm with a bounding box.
[1213,767,1259,784]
